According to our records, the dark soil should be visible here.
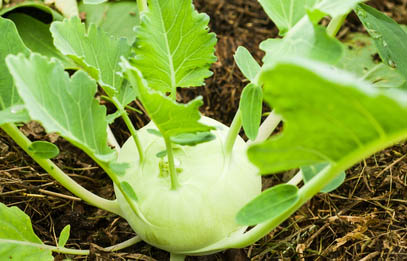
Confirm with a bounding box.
[1,0,407,260]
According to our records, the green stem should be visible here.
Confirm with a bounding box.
[54,0,79,18]
[102,236,142,252]
[111,97,144,162]
[326,14,347,37]
[250,110,281,144]
[164,135,180,190]
[170,253,186,261]
[137,0,148,13]
[287,170,303,186]
[0,239,89,255]
[0,123,121,216]
[224,109,242,155]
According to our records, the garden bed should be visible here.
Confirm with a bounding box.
[1,0,406,260]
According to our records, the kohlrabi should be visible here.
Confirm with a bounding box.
[0,0,406,260]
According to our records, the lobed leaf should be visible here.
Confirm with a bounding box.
[248,59,407,174]
[236,184,299,226]
[79,0,140,44]
[258,0,318,35]
[7,13,74,69]
[122,61,214,137]
[132,0,217,94]
[355,3,407,81]
[50,16,135,105]
[6,53,114,160]
[0,202,53,261]
[261,17,343,66]
[0,17,30,124]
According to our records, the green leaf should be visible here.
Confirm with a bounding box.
[261,17,343,66]
[355,3,407,81]
[6,53,114,160]
[50,16,136,105]
[258,0,318,35]
[106,111,121,124]
[0,17,30,124]
[338,33,406,89]
[236,184,299,225]
[122,61,214,137]
[308,0,365,23]
[132,0,217,94]
[171,132,215,146]
[57,225,70,248]
[79,0,140,44]
[147,128,163,137]
[108,162,129,176]
[0,106,29,125]
[156,150,167,158]
[234,46,261,82]
[240,83,263,140]
[7,13,74,68]
[120,181,138,201]
[0,202,53,261]
[248,59,407,174]
[0,2,64,21]
[301,163,346,193]
[28,141,60,159]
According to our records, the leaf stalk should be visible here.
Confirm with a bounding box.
[224,109,242,155]
[164,135,180,190]
[137,0,148,13]
[326,14,347,37]
[0,123,121,216]
[111,97,144,162]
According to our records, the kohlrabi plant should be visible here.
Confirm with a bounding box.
[1,0,406,260]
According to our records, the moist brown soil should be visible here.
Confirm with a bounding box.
[1,0,407,260]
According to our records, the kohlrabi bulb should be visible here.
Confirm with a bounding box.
[115,116,261,253]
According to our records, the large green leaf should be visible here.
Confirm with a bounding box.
[0,17,30,124]
[79,0,140,44]
[338,33,406,89]
[355,3,407,81]
[261,17,343,66]
[258,0,317,35]
[248,60,407,174]
[6,53,114,160]
[50,16,135,105]
[122,61,214,137]
[0,202,53,261]
[132,0,217,94]
[7,13,74,68]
